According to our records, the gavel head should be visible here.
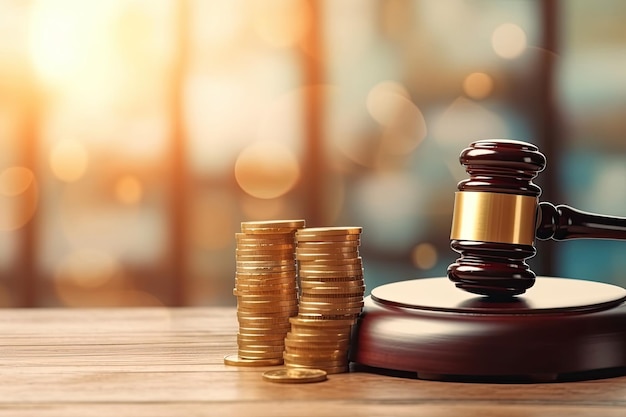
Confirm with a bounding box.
[447,139,546,297]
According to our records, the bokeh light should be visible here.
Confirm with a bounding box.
[49,139,89,182]
[0,167,34,197]
[366,81,411,126]
[411,243,438,270]
[234,140,301,199]
[0,167,39,231]
[55,249,121,289]
[463,72,494,100]
[53,249,165,307]
[252,0,311,48]
[115,175,143,205]
[492,23,527,59]
[367,81,427,158]
[432,97,510,150]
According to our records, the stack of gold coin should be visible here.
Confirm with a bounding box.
[228,219,305,367]
[283,226,364,374]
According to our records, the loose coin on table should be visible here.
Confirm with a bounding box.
[262,368,328,384]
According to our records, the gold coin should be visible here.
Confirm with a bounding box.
[238,342,285,352]
[298,274,364,282]
[235,282,296,290]
[223,354,283,367]
[235,233,296,243]
[299,279,365,288]
[298,305,363,317]
[284,363,348,374]
[236,255,295,262]
[296,253,359,261]
[241,219,306,228]
[262,368,327,384]
[236,248,295,255]
[298,300,364,309]
[300,286,365,295]
[296,240,360,248]
[286,328,352,338]
[296,246,358,254]
[283,353,347,364]
[289,316,357,326]
[237,308,297,322]
[236,255,295,263]
[299,294,364,302]
[298,257,362,266]
[237,326,291,335]
[298,263,363,272]
[236,242,296,250]
[296,226,361,236]
[241,219,306,234]
[296,233,360,242]
[284,340,350,351]
[298,276,364,284]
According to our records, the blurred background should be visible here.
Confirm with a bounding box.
[0,0,624,307]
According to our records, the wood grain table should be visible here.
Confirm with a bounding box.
[0,307,625,416]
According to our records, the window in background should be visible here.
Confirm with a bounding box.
[0,0,624,307]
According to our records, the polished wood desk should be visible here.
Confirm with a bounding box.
[0,307,625,416]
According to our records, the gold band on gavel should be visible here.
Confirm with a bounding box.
[450,191,538,245]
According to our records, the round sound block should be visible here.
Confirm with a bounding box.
[350,277,626,381]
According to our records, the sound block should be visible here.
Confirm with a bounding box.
[350,277,626,382]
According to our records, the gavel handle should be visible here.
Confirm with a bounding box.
[537,202,626,241]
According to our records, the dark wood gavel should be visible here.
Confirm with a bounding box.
[447,139,626,298]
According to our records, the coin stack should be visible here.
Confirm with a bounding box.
[226,219,305,367]
[283,227,364,374]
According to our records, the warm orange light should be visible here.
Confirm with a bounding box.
[366,81,411,126]
[411,243,438,270]
[0,167,34,196]
[49,139,89,182]
[234,141,300,199]
[252,0,311,48]
[55,249,120,289]
[115,175,143,205]
[0,167,39,231]
[492,23,527,59]
[191,192,236,250]
[367,81,427,157]
[29,0,95,84]
[463,72,494,100]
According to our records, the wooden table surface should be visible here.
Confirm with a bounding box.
[0,307,625,417]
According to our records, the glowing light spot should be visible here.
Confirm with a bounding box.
[252,0,311,48]
[50,139,89,182]
[367,81,427,156]
[0,167,35,196]
[366,81,411,126]
[492,23,527,59]
[0,168,39,232]
[115,175,143,205]
[29,0,97,84]
[411,243,438,270]
[235,141,300,199]
[432,97,510,150]
[55,250,120,289]
[463,72,494,100]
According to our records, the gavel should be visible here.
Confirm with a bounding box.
[447,139,626,298]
